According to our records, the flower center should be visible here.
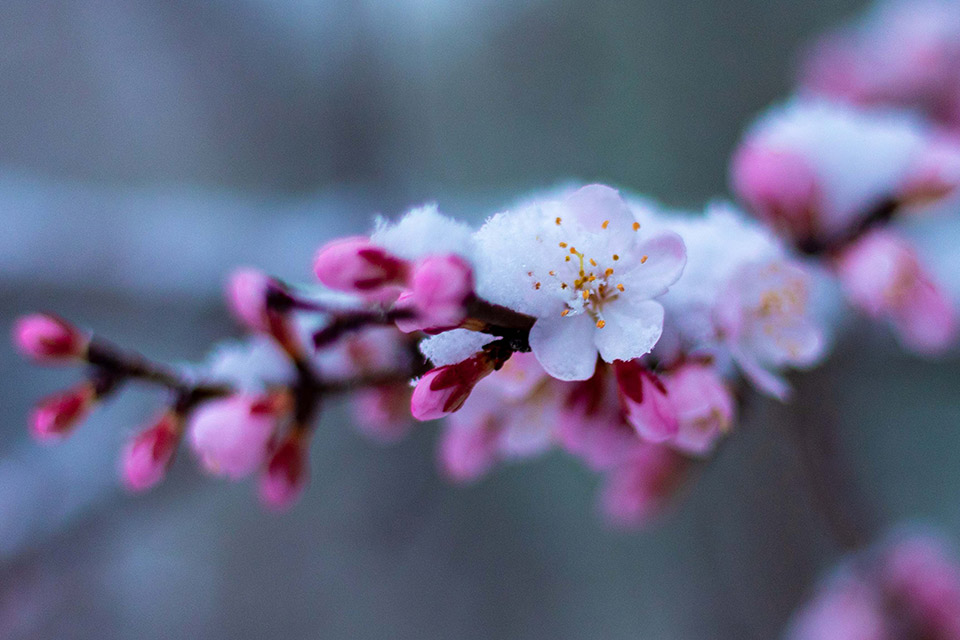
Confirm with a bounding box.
[527,217,645,329]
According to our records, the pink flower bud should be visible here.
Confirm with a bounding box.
[730,144,820,241]
[259,432,309,512]
[410,354,497,421]
[120,412,181,492]
[437,423,500,484]
[351,385,414,443]
[408,255,473,329]
[881,536,960,636]
[226,268,273,332]
[836,231,957,354]
[313,237,409,293]
[187,394,284,479]
[391,291,429,334]
[30,383,95,442]
[13,314,87,363]
[599,444,688,529]
[665,364,735,457]
[614,360,679,443]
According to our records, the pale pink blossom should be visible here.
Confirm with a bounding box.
[473,184,686,381]
[665,363,735,457]
[613,359,678,443]
[29,382,95,442]
[350,385,414,444]
[313,236,409,294]
[436,352,557,481]
[599,444,689,529]
[13,314,88,364]
[836,230,957,354]
[188,394,284,479]
[715,261,825,400]
[785,571,889,640]
[556,369,644,471]
[437,419,501,483]
[259,432,309,511]
[120,412,180,492]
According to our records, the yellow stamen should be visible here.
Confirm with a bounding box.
[559,242,568,248]
[548,270,556,276]
[632,222,640,231]
[616,284,625,292]
[565,256,571,262]
[596,319,606,329]
[570,246,577,254]
[604,268,614,277]
[641,255,648,264]
[582,290,589,300]
[561,309,570,317]
[601,220,609,229]
[589,258,597,267]
[534,282,541,290]
[612,254,620,261]
[555,217,562,225]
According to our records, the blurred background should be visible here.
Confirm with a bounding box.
[4,1,960,638]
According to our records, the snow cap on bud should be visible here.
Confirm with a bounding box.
[409,255,474,329]
[13,314,88,363]
[599,444,689,529]
[666,363,735,456]
[313,236,408,293]
[836,230,957,354]
[899,138,960,206]
[411,353,498,421]
[30,382,96,442]
[226,268,275,333]
[188,393,285,479]
[614,360,678,443]
[121,412,181,492]
[259,431,309,512]
[730,145,819,240]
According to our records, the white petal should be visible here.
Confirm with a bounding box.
[594,299,665,363]
[529,313,598,381]
[564,184,635,231]
[617,232,687,299]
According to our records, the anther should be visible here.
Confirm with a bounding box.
[604,268,614,277]
[596,319,606,329]
[641,255,648,264]
[601,220,609,229]
[616,284,625,292]
[632,222,640,231]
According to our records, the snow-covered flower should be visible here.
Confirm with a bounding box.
[731,99,960,246]
[800,0,960,131]
[473,184,686,381]
[637,201,827,399]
